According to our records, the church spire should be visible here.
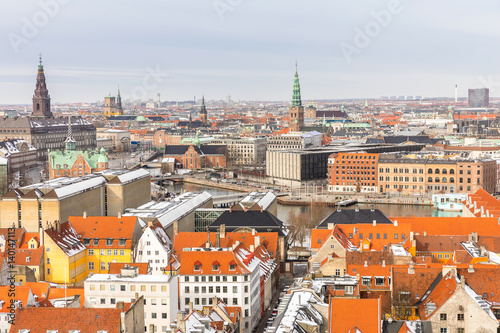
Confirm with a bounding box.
[32,54,53,118]
[64,116,76,151]
[200,95,208,124]
[291,62,302,107]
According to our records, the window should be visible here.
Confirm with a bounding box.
[229,264,236,270]
[440,329,447,333]
[46,258,50,264]
[89,262,94,270]
[120,250,124,256]
[101,299,106,304]
[152,313,157,319]
[185,286,190,293]
[194,264,201,271]
[440,313,447,321]
[375,277,384,286]
[213,264,219,271]
[106,239,113,246]
[457,329,464,333]
[110,298,116,304]
[119,238,126,246]
[233,286,237,293]
[141,285,146,291]
[457,313,464,321]
[161,285,166,292]
[88,249,94,256]
[120,285,126,291]
[110,285,115,291]
[162,313,167,319]
[107,250,112,256]
[113,250,118,256]
[361,277,371,286]
[223,286,228,293]
[47,268,51,275]
[151,286,156,292]
[194,286,199,293]
[335,269,341,276]
[394,233,398,239]
[438,254,443,259]
[93,238,99,246]
[185,298,190,305]
[233,298,238,305]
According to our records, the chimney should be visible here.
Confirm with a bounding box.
[243,206,247,212]
[373,220,376,226]
[212,296,218,306]
[468,264,474,273]
[202,306,210,316]
[408,263,415,274]
[423,231,427,236]
[382,260,386,267]
[173,221,179,235]
[118,211,122,219]
[39,225,44,246]
[56,220,61,233]
[206,228,211,247]
[460,275,465,288]
[117,301,124,309]
[410,231,414,241]
[327,223,334,230]
[480,246,486,256]
[189,301,193,313]
[83,211,87,219]
[364,261,368,267]
[215,232,220,247]
[250,244,254,252]
[220,224,226,238]
[252,229,256,236]
[147,220,153,227]
[135,293,139,300]
[254,236,260,248]
[394,220,398,226]
[260,205,263,212]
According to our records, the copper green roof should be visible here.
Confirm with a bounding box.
[291,63,302,107]
[49,148,106,170]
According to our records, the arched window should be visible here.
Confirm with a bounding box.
[442,169,447,174]
[428,177,433,182]
[428,169,433,174]
[435,177,440,183]
[442,177,448,183]
[450,169,455,175]
[435,169,440,174]
[394,168,398,173]
[450,177,455,183]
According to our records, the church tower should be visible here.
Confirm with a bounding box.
[32,54,53,118]
[115,86,123,115]
[200,95,208,124]
[289,63,303,132]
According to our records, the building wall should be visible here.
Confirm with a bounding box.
[428,284,499,333]
[84,275,179,333]
[328,152,379,193]
[309,236,347,271]
[107,176,151,216]
[44,232,86,286]
[56,187,105,224]
[86,248,133,275]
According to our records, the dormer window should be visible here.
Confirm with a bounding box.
[119,238,126,246]
[106,239,113,246]
[83,238,90,246]
[212,261,220,271]
[229,261,236,271]
[194,264,201,271]
[93,238,99,246]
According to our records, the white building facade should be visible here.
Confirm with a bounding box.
[84,266,178,333]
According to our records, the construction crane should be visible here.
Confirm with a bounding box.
[127,105,137,130]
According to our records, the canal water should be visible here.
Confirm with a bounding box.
[168,183,461,223]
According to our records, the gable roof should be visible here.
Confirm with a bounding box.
[68,216,139,248]
[44,221,86,256]
[10,307,121,333]
[209,211,286,236]
[178,247,251,276]
[318,209,393,228]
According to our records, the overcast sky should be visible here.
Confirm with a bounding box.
[1,0,500,104]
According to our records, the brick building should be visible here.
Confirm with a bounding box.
[163,145,226,169]
[327,152,379,193]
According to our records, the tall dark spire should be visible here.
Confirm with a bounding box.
[200,95,207,124]
[32,54,53,118]
[291,62,302,107]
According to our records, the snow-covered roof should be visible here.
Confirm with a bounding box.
[124,192,212,229]
[391,244,411,256]
[22,175,107,200]
[85,273,173,283]
[274,290,326,333]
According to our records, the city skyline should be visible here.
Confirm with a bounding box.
[1,0,500,104]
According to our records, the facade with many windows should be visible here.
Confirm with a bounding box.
[327,152,379,193]
[178,245,261,333]
[84,266,178,333]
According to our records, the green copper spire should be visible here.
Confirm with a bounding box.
[341,105,344,112]
[291,62,302,107]
[38,53,43,69]
[364,99,368,107]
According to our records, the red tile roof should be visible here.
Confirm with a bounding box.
[417,272,458,321]
[329,298,381,333]
[178,246,251,276]
[68,216,139,248]
[9,307,121,333]
[109,262,149,275]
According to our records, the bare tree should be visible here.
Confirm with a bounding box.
[309,200,331,228]
[287,210,310,248]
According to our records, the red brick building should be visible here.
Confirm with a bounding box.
[327,152,379,193]
[163,144,226,169]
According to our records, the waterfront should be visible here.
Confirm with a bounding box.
[168,183,461,222]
